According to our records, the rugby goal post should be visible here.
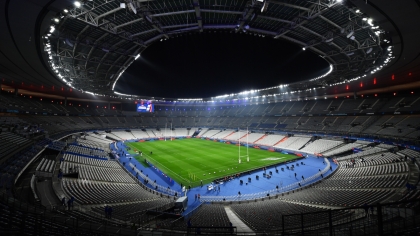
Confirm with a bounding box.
[238,127,249,163]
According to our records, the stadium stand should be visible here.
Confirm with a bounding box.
[66,145,108,158]
[181,204,230,228]
[229,199,349,231]
[300,139,343,153]
[254,134,285,146]
[35,158,55,177]
[1,97,420,234]
[274,136,312,151]
[76,138,110,153]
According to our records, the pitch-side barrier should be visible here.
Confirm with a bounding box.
[199,157,331,202]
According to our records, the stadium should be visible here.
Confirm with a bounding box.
[1,0,420,235]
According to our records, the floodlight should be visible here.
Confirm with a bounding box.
[128,2,137,14]
[325,38,333,43]
[54,18,59,23]
[355,9,360,13]
[366,47,373,54]
[135,54,140,60]
[63,9,68,13]
[74,1,81,8]
[261,0,268,13]
[346,31,354,38]
[302,47,306,51]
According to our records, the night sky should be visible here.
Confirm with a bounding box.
[115,32,330,98]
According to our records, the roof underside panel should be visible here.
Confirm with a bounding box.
[46,0,387,94]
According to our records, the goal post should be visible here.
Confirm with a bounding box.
[238,127,250,163]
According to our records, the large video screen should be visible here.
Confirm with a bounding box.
[136,100,154,112]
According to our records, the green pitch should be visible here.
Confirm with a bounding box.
[126,138,299,187]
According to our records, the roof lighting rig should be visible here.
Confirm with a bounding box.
[42,0,394,102]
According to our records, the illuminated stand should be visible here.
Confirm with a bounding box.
[238,127,249,164]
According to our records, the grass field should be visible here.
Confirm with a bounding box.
[126,138,299,187]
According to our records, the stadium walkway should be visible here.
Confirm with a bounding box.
[224,206,255,235]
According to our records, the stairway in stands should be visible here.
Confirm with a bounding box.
[273,136,288,146]
[223,131,237,139]
[224,206,255,234]
[238,133,248,141]
[253,134,267,144]
[110,132,124,140]
[198,129,210,137]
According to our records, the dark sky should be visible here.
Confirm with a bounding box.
[115,32,330,98]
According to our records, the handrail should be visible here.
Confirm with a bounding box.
[30,174,39,201]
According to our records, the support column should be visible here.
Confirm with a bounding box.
[14,88,18,97]
[64,97,67,106]
[108,102,111,110]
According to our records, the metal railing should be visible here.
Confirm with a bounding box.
[127,162,182,196]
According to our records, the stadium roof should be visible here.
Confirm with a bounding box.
[1,0,420,100]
